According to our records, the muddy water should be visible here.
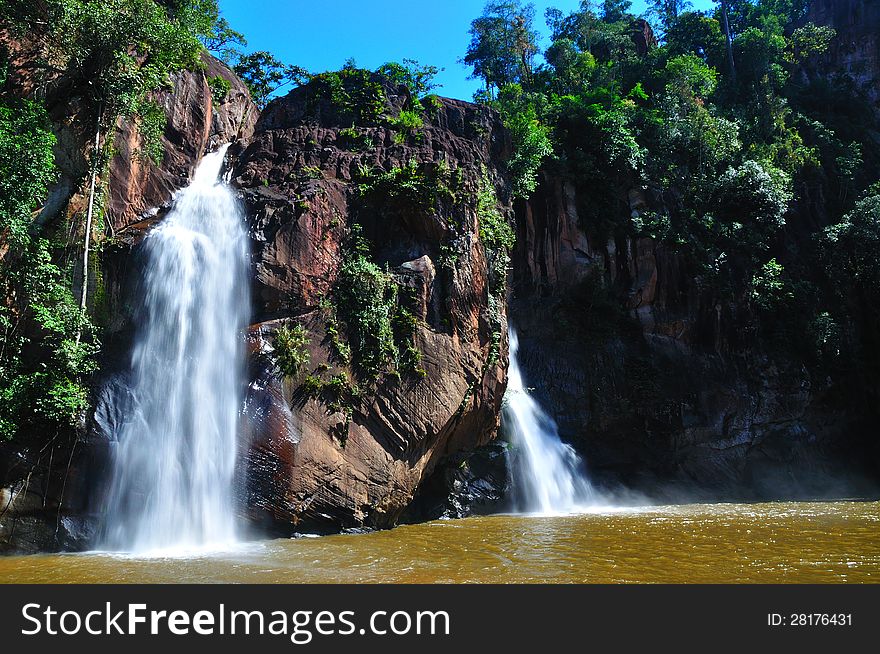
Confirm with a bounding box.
[1,502,877,583]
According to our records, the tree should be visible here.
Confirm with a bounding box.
[376,59,443,97]
[822,194,880,294]
[232,51,310,108]
[719,1,736,79]
[463,0,539,98]
[0,100,98,439]
[202,16,247,62]
[712,160,791,246]
[601,0,632,23]
[665,11,726,65]
[647,0,692,36]
[545,38,597,93]
[495,84,554,198]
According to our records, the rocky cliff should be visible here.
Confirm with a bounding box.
[107,53,257,233]
[806,0,880,108]
[229,73,511,533]
[507,177,878,501]
[487,4,880,503]
[426,0,880,507]
[4,0,878,554]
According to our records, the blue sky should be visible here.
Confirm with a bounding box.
[218,0,716,101]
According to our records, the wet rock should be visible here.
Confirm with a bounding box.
[229,76,511,532]
[401,440,511,522]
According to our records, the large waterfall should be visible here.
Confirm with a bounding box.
[101,146,250,553]
[504,328,598,514]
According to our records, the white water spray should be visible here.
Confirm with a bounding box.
[504,328,598,514]
[102,145,250,553]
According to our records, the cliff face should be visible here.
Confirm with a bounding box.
[507,169,878,502]
[806,0,880,107]
[229,76,511,532]
[107,53,257,233]
[473,0,880,503]
[0,28,256,235]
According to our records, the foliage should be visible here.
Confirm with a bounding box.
[647,1,693,36]
[495,84,553,198]
[201,15,246,61]
[333,239,398,382]
[1,0,218,120]
[788,23,835,63]
[338,125,373,151]
[207,74,232,104]
[601,1,633,24]
[749,258,792,310]
[309,67,387,124]
[476,171,513,363]
[135,99,167,164]
[232,50,309,108]
[376,59,442,97]
[273,323,310,378]
[460,0,880,391]
[357,160,460,214]
[391,298,426,378]
[821,194,880,293]
[712,160,791,245]
[0,100,99,440]
[478,170,516,290]
[463,0,539,97]
[387,108,424,138]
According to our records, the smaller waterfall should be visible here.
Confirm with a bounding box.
[504,328,598,514]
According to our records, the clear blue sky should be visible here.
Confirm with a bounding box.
[218,0,716,101]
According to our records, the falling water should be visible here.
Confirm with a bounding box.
[101,145,250,553]
[504,328,598,514]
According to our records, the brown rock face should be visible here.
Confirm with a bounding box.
[510,174,875,501]
[630,19,658,57]
[230,76,511,532]
[107,53,257,233]
[807,0,880,107]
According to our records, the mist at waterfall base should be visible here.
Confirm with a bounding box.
[100,145,250,554]
[502,329,607,514]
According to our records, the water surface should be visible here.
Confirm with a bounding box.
[2,502,877,583]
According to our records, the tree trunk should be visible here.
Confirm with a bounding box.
[76,113,101,344]
[721,1,736,80]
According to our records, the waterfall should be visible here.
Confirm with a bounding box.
[101,145,250,553]
[504,328,598,514]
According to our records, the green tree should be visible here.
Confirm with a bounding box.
[647,0,692,36]
[0,100,98,439]
[463,0,539,98]
[376,59,442,97]
[822,194,880,295]
[232,51,310,108]
[495,84,554,197]
[666,12,726,64]
[601,0,632,23]
[202,16,247,61]
[712,160,791,247]
[544,38,597,93]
